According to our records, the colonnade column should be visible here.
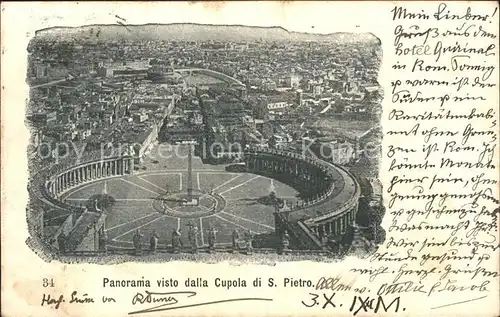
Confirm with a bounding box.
[324,223,330,235]
[129,157,134,174]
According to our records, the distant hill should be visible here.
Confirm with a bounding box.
[35,23,380,43]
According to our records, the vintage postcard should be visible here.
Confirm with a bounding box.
[1,1,499,316]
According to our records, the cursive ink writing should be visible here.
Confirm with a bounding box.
[128,290,272,315]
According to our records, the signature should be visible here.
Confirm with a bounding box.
[129,290,272,315]
[41,291,95,309]
[41,293,65,309]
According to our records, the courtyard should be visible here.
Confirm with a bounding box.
[60,144,299,250]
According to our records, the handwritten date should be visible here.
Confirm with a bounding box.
[302,292,404,315]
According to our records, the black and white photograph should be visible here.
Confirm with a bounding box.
[3,2,500,317]
[25,23,384,263]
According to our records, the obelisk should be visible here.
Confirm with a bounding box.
[182,142,198,206]
[187,144,193,200]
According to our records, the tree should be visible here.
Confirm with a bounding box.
[87,194,115,212]
[355,198,384,244]
[334,100,345,113]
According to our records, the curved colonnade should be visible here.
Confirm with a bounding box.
[244,148,360,249]
[32,148,358,253]
[40,156,134,208]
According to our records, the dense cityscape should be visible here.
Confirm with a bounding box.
[26,25,384,260]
